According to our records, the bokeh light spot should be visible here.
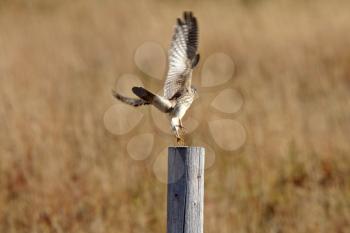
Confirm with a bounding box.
[152,148,168,184]
[211,88,243,114]
[127,133,154,160]
[103,104,143,135]
[209,119,246,151]
[201,53,235,87]
[151,105,172,134]
[134,42,166,79]
[183,117,200,134]
[115,74,143,96]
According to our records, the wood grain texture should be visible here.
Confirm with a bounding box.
[167,147,205,233]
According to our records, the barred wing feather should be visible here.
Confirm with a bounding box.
[163,12,199,99]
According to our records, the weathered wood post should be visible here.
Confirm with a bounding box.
[167,147,205,233]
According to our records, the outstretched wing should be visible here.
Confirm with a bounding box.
[163,11,199,99]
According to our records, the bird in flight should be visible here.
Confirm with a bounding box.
[112,11,200,145]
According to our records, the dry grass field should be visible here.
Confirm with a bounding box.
[1,0,350,232]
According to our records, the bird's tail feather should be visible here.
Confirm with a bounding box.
[132,87,156,102]
[132,87,173,112]
[112,90,149,107]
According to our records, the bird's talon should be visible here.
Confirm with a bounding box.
[176,137,185,146]
[177,125,186,134]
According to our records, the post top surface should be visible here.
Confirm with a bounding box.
[168,147,205,154]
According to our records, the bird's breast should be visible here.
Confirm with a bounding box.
[169,93,195,119]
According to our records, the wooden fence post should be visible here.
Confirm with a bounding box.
[167,147,205,233]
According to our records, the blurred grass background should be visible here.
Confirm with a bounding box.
[0,0,350,232]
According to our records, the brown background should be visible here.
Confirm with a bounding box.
[0,0,349,232]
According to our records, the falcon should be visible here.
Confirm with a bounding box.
[112,11,200,145]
